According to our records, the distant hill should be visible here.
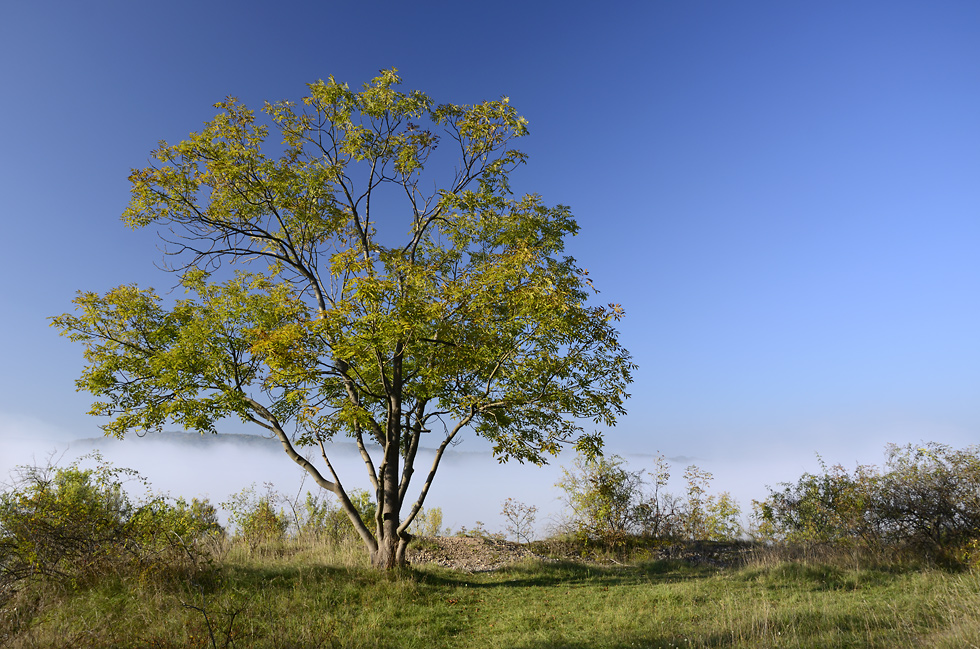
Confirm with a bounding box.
[68,430,488,459]
[69,430,366,454]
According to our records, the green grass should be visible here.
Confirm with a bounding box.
[5,542,980,648]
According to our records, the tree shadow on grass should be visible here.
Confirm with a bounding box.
[172,558,927,649]
[214,556,718,596]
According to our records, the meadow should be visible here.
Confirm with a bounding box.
[4,537,980,648]
[5,443,980,648]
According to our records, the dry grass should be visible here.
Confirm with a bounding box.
[5,538,980,648]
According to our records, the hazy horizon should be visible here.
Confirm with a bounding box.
[1,419,957,537]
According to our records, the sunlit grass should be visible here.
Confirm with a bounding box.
[5,540,980,648]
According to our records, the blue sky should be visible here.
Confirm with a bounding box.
[2,1,979,528]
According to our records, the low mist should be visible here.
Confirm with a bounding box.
[6,408,973,539]
[1,425,853,537]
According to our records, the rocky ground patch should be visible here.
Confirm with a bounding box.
[408,536,754,572]
[408,536,550,572]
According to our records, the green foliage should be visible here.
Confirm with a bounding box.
[293,489,349,543]
[557,453,742,543]
[51,68,635,568]
[408,506,445,537]
[0,454,221,595]
[557,454,648,542]
[221,483,289,550]
[295,489,374,545]
[877,442,980,558]
[346,489,378,533]
[754,442,980,564]
[752,456,879,547]
[224,483,401,549]
[678,465,742,542]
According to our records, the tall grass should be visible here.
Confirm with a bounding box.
[5,536,980,648]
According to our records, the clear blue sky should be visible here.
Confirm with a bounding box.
[2,1,979,522]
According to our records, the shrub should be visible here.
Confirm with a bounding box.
[408,506,446,538]
[752,457,880,547]
[877,443,980,558]
[347,488,378,533]
[556,452,741,543]
[237,484,390,548]
[753,442,980,564]
[0,454,221,596]
[557,454,648,542]
[221,483,289,550]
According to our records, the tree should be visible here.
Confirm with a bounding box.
[557,454,649,542]
[501,497,538,543]
[677,465,741,541]
[51,69,635,569]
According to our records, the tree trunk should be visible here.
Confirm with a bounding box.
[372,530,400,569]
[370,533,412,568]
[395,536,409,566]
[371,483,407,568]
[372,412,406,568]
[369,344,409,570]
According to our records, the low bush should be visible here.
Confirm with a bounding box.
[0,454,222,599]
[222,483,290,552]
[222,483,446,553]
[753,442,980,565]
[556,452,742,544]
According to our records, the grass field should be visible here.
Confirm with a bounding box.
[4,539,980,649]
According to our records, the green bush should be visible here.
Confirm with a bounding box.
[0,454,222,596]
[557,453,742,543]
[301,488,378,543]
[557,454,649,542]
[753,442,980,564]
[678,465,742,542]
[877,443,980,559]
[222,483,289,550]
[408,506,446,538]
[753,457,881,547]
[226,484,386,549]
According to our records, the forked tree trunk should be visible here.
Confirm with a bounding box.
[371,529,411,569]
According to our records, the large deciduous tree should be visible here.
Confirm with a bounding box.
[52,70,635,568]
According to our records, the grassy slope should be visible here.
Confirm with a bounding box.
[5,544,980,649]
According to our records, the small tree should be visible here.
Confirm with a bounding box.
[635,453,679,539]
[52,69,635,568]
[557,454,648,542]
[501,498,538,543]
[677,466,741,541]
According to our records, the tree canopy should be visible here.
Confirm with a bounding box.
[52,69,635,568]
